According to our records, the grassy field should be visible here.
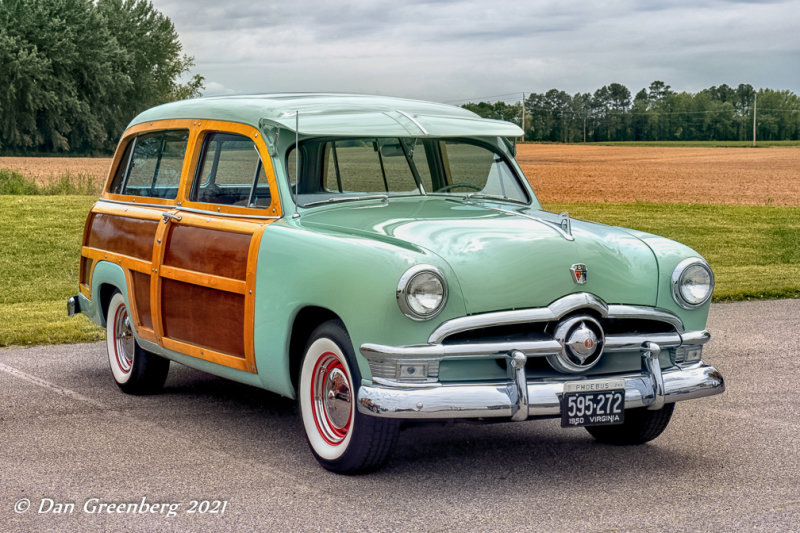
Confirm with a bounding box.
[0,196,105,347]
[1,194,797,347]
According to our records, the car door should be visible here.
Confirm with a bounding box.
[151,125,281,373]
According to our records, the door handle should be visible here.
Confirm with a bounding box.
[162,212,182,224]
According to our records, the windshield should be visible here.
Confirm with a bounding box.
[287,137,529,207]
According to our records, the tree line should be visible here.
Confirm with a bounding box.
[0,0,203,154]
[464,82,800,142]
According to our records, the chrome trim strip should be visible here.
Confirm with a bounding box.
[428,293,610,344]
[604,332,682,352]
[174,206,281,220]
[363,331,691,361]
[100,198,172,210]
[357,363,724,419]
[606,304,685,332]
[361,339,564,360]
[97,199,281,220]
[477,205,575,241]
[396,110,429,135]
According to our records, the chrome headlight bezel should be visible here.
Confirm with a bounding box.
[396,265,448,321]
[671,258,714,309]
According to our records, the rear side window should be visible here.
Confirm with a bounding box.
[108,130,188,199]
[190,132,270,208]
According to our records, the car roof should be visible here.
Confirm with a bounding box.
[127,93,523,138]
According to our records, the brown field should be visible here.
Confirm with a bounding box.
[0,156,111,186]
[517,144,800,206]
[2,145,799,205]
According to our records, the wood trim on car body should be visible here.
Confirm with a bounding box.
[80,118,283,375]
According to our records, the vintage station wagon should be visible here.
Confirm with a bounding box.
[69,94,724,473]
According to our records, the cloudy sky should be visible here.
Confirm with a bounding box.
[151,0,799,104]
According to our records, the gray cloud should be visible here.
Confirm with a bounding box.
[154,0,800,103]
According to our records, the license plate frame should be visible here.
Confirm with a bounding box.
[560,379,626,428]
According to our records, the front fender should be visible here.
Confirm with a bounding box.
[252,219,467,397]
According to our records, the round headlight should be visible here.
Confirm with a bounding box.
[672,258,714,309]
[397,265,448,320]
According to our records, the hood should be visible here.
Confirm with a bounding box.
[299,197,659,314]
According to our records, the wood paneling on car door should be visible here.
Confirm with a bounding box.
[85,213,158,261]
[161,279,246,357]
[162,225,250,281]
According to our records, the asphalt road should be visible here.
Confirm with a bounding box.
[2,300,798,532]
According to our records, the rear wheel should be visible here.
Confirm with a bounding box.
[585,403,675,445]
[105,292,169,395]
[298,320,399,474]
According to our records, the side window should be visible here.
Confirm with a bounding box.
[108,130,188,199]
[190,132,270,208]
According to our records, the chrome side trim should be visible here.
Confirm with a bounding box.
[97,199,281,220]
[357,362,724,420]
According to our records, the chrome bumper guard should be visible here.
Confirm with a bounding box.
[357,343,725,420]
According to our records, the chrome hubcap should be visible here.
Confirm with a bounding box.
[114,305,134,374]
[311,353,352,445]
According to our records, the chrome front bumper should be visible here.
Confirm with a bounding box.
[357,346,725,420]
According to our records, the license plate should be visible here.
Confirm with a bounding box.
[560,379,625,428]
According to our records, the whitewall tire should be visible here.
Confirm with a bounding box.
[298,320,399,474]
[105,292,169,394]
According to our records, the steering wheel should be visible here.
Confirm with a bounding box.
[436,183,482,193]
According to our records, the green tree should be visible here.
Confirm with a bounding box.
[0,0,203,153]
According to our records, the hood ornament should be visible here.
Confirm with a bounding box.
[559,211,572,238]
[570,263,588,285]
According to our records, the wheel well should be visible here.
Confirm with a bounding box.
[98,283,120,325]
[289,306,340,389]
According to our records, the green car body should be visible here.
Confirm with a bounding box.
[71,94,724,473]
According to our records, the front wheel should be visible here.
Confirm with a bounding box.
[298,320,399,474]
[585,403,675,445]
[105,292,169,395]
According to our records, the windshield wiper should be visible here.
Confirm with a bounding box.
[462,193,528,206]
[301,194,389,208]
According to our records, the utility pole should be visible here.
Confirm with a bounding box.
[520,93,525,142]
[583,116,587,143]
[752,92,757,147]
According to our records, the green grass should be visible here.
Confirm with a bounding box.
[543,202,800,301]
[0,168,103,195]
[586,140,800,148]
[0,196,105,347]
[1,196,797,347]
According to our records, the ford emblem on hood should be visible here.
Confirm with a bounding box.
[571,263,588,285]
